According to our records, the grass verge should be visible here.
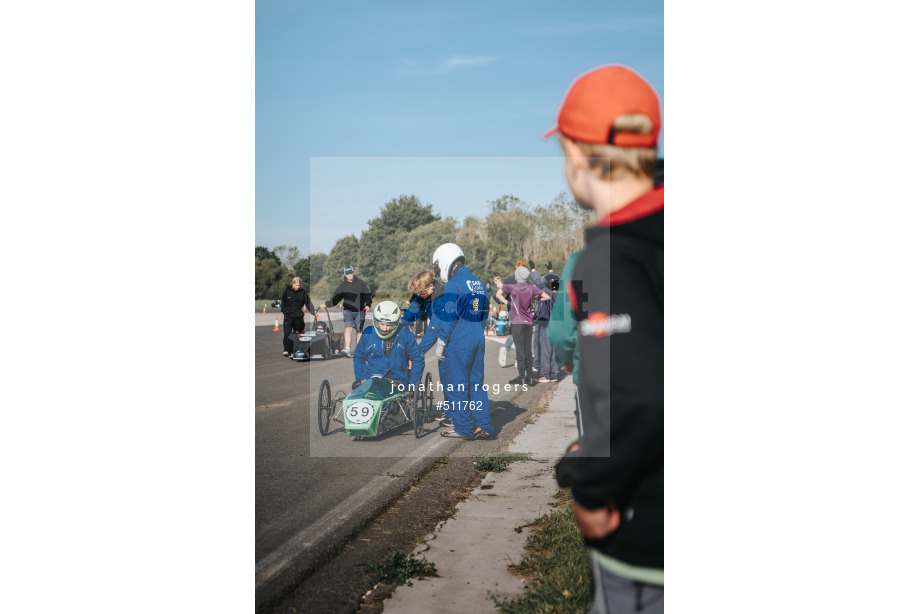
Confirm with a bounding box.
[498,489,592,614]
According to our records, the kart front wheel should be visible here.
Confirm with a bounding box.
[413,392,425,438]
[317,379,332,436]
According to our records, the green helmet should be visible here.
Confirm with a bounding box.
[373,300,402,339]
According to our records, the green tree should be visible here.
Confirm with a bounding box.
[356,228,404,295]
[457,215,490,282]
[308,252,326,290]
[255,246,280,265]
[488,194,526,214]
[292,258,310,285]
[527,192,591,267]
[292,252,327,290]
[483,195,536,275]
[255,257,287,300]
[369,194,440,235]
[373,218,459,302]
[356,195,441,294]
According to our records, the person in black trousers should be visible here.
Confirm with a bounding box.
[280,276,316,356]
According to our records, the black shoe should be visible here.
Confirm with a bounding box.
[525,375,535,386]
[509,375,525,385]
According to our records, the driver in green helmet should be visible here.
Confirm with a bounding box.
[353,300,424,392]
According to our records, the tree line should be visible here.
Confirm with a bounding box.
[255,193,593,304]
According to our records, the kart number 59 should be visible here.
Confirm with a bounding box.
[345,402,374,424]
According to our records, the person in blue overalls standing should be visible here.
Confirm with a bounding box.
[431,243,494,440]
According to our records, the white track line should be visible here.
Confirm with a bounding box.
[255,434,449,588]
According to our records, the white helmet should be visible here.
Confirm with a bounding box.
[432,243,465,282]
[373,300,402,339]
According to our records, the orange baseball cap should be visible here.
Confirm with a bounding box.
[543,65,661,148]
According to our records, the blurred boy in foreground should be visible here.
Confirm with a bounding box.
[546,65,664,613]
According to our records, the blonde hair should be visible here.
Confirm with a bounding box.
[408,270,436,294]
[292,276,303,286]
[563,114,658,180]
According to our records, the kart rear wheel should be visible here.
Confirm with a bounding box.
[413,392,425,438]
[424,372,434,423]
[322,338,330,360]
[317,379,331,436]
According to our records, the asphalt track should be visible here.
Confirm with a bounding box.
[254,309,525,606]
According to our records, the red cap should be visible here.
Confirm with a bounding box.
[543,65,660,148]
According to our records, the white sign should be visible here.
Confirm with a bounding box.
[345,402,375,424]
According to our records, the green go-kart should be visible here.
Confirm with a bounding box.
[317,372,436,439]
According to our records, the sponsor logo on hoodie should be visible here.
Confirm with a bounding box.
[579,312,632,337]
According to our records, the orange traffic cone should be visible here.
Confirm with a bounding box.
[263,304,267,314]
[273,318,281,332]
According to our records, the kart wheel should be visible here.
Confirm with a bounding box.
[424,372,434,423]
[413,392,425,438]
[323,339,330,360]
[317,379,331,436]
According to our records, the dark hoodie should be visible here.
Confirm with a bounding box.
[567,185,663,570]
[325,276,373,312]
[281,286,315,319]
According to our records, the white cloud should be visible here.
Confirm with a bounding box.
[434,56,494,74]
[395,55,495,77]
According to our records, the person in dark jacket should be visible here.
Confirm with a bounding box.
[533,271,560,383]
[280,276,316,357]
[319,266,373,357]
[545,64,664,613]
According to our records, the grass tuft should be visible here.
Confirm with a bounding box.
[359,549,438,587]
[474,451,532,473]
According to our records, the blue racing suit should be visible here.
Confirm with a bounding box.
[353,324,423,390]
[402,280,449,412]
[437,267,493,438]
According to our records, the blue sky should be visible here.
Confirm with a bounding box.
[256,0,664,255]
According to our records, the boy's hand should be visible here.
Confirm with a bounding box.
[493,277,502,287]
[573,501,621,540]
[546,261,553,270]
[528,260,535,271]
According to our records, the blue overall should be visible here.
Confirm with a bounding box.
[403,289,449,415]
[438,267,492,438]
[353,324,423,390]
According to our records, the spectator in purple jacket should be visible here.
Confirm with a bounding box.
[493,266,550,386]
